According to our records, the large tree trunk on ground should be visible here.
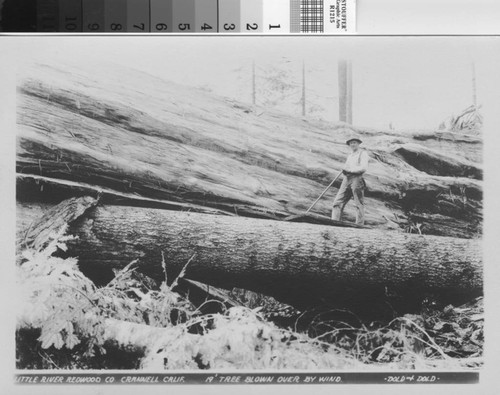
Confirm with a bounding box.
[17,201,482,315]
[17,70,483,238]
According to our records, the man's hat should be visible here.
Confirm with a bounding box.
[346,135,362,145]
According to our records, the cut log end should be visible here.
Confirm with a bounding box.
[23,196,98,251]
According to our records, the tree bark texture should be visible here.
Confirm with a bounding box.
[17,74,483,238]
[23,196,98,250]
[30,204,481,314]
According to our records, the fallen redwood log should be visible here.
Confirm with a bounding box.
[18,200,481,315]
[17,73,483,238]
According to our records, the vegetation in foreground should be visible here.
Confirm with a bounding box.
[16,228,483,371]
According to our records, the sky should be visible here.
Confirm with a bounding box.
[9,35,500,130]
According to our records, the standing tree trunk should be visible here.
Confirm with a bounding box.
[338,59,352,124]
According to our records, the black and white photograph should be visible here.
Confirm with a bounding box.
[3,34,500,388]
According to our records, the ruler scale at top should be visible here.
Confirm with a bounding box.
[150,0,172,33]
[1,0,355,33]
[194,0,217,33]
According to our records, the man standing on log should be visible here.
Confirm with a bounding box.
[331,135,369,225]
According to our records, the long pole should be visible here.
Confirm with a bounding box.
[304,171,343,215]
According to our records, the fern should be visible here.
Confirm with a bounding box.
[17,227,196,357]
[18,230,104,354]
